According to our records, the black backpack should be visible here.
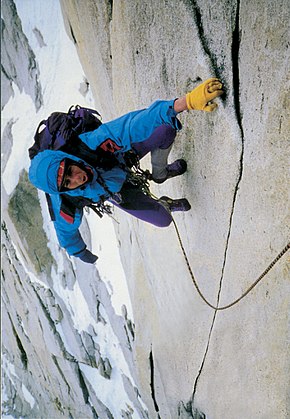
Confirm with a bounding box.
[29,105,102,159]
[29,104,123,171]
[29,105,119,222]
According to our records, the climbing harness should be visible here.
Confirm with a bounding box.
[172,218,289,310]
[125,162,152,195]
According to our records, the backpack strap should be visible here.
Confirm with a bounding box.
[58,194,91,224]
[58,194,110,223]
[45,193,56,221]
[68,105,102,134]
[28,120,47,159]
[34,120,47,137]
[68,105,102,119]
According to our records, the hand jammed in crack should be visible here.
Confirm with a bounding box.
[174,78,224,113]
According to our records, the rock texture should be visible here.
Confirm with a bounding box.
[2,215,143,418]
[1,0,43,110]
[1,2,147,417]
[60,0,290,418]
[2,0,289,418]
[59,0,115,119]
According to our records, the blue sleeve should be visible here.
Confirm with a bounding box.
[79,99,182,152]
[49,194,87,256]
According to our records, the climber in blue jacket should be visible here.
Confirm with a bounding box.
[29,78,224,263]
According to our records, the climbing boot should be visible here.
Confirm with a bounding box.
[152,159,187,184]
[159,196,191,212]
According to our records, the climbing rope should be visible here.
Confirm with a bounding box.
[128,162,290,310]
[172,218,290,311]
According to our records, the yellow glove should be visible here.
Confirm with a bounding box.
[186,78,223,112]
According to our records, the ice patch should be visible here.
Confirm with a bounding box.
[21,384,36,409]
[86,210,134,319]
[80,363,141,419]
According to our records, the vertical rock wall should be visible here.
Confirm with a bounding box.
[1,1,147,417]
[1,0,43,109]
[2,0,288,417]
[60,1,289,417]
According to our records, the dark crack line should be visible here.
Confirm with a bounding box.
[231,0,243,129]
[191,311,217,404]
[69,22,77,45]
[218,0,244,301]
[8,313,28,370]
[149,349,161,418]
[51,355,71,395]
[184,0,224,86]
[77,365,90,404]
[191,0,244,405]
[190,0,219,75]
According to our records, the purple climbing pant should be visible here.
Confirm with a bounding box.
[114,125,176,227]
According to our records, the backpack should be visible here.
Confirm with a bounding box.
[29,105,122,171]
[29,105,120,222]
[29,105,102,159]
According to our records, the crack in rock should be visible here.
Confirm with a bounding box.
[51,355,71,395]
[149,349,161,418]
[189,0,245,412]
[184,0,222,81]
[217,0,244,309]
[77,364,90,404]
[189,308,218,415]
[10,316,28,370]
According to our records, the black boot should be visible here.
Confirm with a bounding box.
[152,159,187,184]
[159,196,191,212]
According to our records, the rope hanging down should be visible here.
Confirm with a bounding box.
[128,164,289,311]
[172,218,289,311]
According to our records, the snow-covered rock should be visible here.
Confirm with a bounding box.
[1,0,289,418]
[1,0,42,110]
[1,1,147,418]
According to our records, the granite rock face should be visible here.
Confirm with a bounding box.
[2,0,289,418]
[1,2,147,418]
[1,0,43,110]
[1,216,144,418]
[60,1,289,418]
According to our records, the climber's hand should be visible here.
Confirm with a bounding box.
[76,248,98,264]
[186,78,224,112]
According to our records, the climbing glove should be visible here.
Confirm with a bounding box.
[76,248,98,264]
[186,78,223,112]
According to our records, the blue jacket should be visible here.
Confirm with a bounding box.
[29,100,181,256]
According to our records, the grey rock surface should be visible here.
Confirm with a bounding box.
[2,0,289,418]
[1,4,146,417]
[1,119,15,171]
[60,0,115,118]
[2,211,144,417]
[60,0,290,418]
[1,0,43,110]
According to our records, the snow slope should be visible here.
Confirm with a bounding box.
[1,1,146,418]
[2,0,132,317]
[2,0,289,418]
